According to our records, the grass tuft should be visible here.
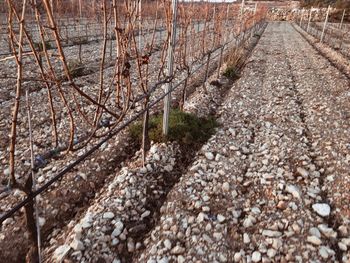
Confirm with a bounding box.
[129,109,218,146]
[68,60,85,78]
[223,66,240,80]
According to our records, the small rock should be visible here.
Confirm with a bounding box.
[197,212,206,223]
[213,232,223,240]
[158,257,169,263]
[53,245,71,261]
[307,236,322,246]
[312,203,330,217]
[102,212,115,219]
[140,167,148,174]
[318,224,337,238]
[309,227,321,238]
[70,239,84,251]
[217,214,226,223]
[177,255,186,263]
[296,167,309,177]
[252,251,261,262]
[338,242,347,251]
[277,201,288,210]
[127,238,135,252]
[141,210,151,219]
[112,221,124,237]
[262,230,282,237]
[243,233,250,244]
[286,184,302,199]
[171,245,185,255]
[205,152,214,160]
[243,215,256,228]
[319,246,329,259]
[222,182,230,192]
[234,252,242,262]
[164,165,173,172]
[338,225,348,237]
[267,248,277,258]
[164,239,172,250]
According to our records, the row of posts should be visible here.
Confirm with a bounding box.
[162,0,257,136]
[299,6,346,46]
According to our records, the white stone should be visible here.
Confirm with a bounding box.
[267,248,277,258]
[197,212,205,223]
[4,168,10,176]
[252,251,261,262]
[158,257,169,263]
[171,246,185,255]
[127,239,135,252]
[141,210,151,219]
[319,246,329,259]
[296,167,309,177]
[222,182,230,191]
[140,167,148,174]
[103,212,115,219]
[243,215,256,228]
[213,232,223,240]
[177,255,186,263]
[234,252,242,262]
[286,184,302,199]
[217,214,226,223]
[338,242,347,251]
[307,236,322,246]
[70,239,84,251]
[243,233,250,244]
[205,152,214,160]
[112,221,124,237]
[309,227,321,238]
[164,239,172,250]
[312,203,331,217]
[262,230,282,237]
[164,165,173,172]
[318,224,337,238]
[53,245,71,262]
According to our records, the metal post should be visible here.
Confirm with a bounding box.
[240,0,245,17]
[25,88,42,263]
[79,0,82,18]
[163,0,178,136]
[340,9,345,30]
[320,5,330,43]
[252,3,258,36]
[307,8,312,32]
[339,10,346,49]
[139,0,142,52]
[299,8,304,27]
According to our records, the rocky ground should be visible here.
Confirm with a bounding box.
[1,20,350,262]
[134,22,350,263]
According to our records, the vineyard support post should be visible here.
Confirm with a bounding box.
[320,5,330,43]
[25,88,42,263]
[307,8,312,32]
[339,9,345,30]
[299,8,304,27]
[202,52,211,93]
[139,0,142,52]
[163,0,178,136]
[339,10,346,49]
[253,2,257,27]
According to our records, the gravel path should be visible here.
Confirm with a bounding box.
[136,22,350,263]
